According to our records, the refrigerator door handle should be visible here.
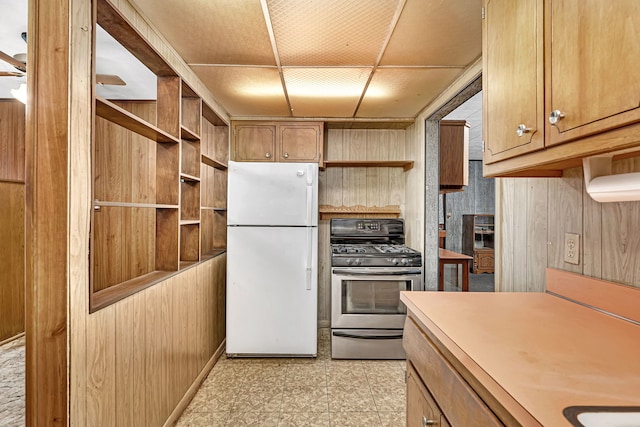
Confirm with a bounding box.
[305,227,313,290]
[306,171,313,227]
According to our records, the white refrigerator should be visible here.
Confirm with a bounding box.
[226,161,318,356]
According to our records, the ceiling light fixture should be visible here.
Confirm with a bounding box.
[11,82,26,104]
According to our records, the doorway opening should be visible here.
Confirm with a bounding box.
[423,76,493,292]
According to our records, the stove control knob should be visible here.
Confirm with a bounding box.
[346,259,352,266]
[392,258,399,265]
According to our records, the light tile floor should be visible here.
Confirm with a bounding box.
[0,335,25,427]
[176,329,407,427]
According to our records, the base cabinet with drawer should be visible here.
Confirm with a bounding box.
[407,363,450,427]
[404,316,505,427]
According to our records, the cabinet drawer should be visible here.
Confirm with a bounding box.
[404,316,503,427]
[407,362,449,427]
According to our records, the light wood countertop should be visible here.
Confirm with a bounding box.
[401,291,640,426]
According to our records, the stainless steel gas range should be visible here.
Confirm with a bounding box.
[330,218,423,359]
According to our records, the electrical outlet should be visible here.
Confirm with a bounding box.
[564,233,580,265]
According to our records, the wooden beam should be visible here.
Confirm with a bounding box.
[25,0,70,424]
[96,0,176,77]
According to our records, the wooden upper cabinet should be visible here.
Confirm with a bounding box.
[231,121,324,164]
[483,0,640,177]
[546,0,640,146]
[440,120,469,190]
[232,123,276,162]
[483,0,544,164]
[279,123,323,162]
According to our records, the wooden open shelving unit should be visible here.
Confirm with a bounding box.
[90,2,228,312]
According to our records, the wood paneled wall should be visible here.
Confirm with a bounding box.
[317,129,408,325]
[0,182,25,342]
[497,158,640,292]
[0,100,25,342]
[0,100,25,182]
[86,254,226,426]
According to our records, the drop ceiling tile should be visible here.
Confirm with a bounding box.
[357,67,464,118]
[191,65,290,116]
[283,67,371,117]
[267,0,403,66]
[130,0,275,65]
[380,0,482,66]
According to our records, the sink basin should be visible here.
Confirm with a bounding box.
[564,406,640,427]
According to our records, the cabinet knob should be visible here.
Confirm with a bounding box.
[548,110,565,125]
[283,152,289,159]
[422,416,437,426]
[516,124,531,137]
[265,152,271,159]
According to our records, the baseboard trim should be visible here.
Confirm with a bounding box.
[163,338,226,427]
[0,332,25,347]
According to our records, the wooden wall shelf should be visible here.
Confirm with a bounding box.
[180,125,199,141]
[201,154,227,170]
[93,200,179,209]
[95,97,179,144]
[179,173,200,182]
[91,270,175,312]
[323,160,414,171]
[319,204,401,220]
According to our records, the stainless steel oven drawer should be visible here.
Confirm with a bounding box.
[331,329,406,360]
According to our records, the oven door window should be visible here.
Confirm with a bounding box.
[341,280,409,315]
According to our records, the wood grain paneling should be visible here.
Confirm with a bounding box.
[496,178,515,291]
[525,178,548,292]
[497,159,640,292]
[0,100,25,182]
[92,206,156,291]
[0,101,26,342]
[86,306,116,427]
[94,103,157,204]
[180,180,200,220]
[85,256,225,426]
[0,182,25,341]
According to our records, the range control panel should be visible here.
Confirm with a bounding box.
[356,221,380,231]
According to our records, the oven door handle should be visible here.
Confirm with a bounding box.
[332,269,422,276]
[332,331,404,340]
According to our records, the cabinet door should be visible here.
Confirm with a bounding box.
[483,0,544,164]
[440,120,469,188]
[233,124,276,162]
[546,0,640,146]
[407,364,447,427]
[278,124,322,162]
[473,250,495,274]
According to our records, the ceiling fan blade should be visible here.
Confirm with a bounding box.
[0,71,24,77]
[0,50,26,72]
[96,74,126,86]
